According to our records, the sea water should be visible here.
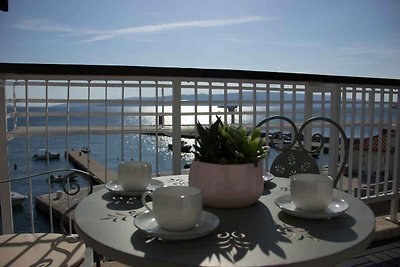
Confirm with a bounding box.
[2,101,391,233]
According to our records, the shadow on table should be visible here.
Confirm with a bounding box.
[101,191,143,211]
[277,212,358,242]
[262,180,277,195]
[130,201,292,266]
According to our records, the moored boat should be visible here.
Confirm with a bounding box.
[168,141,192,153]
[0,191,28,206]
[81,146,91,154]
[47,174,78,184]
[32,149,60,160]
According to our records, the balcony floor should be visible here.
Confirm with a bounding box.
[337,237,400,267]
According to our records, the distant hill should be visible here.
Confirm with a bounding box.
[7,90,333,110]
[93,91,312,106]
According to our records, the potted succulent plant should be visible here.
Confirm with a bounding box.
[189,117,268,208]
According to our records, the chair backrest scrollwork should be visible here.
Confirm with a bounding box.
[256,116,349,188]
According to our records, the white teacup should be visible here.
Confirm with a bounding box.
[290,173,333,211]
[118,161,151,191]
[141,186,202,231]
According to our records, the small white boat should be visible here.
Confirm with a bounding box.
[32,149,60,160]
[168,141,192,153]
[81,146,91,154]
[47,174,77,184]
[0,192,28,206]
[11,191,28,206]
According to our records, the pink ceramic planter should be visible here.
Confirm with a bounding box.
[188,160,264,208]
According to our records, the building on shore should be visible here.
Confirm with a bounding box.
[351,129,396,178]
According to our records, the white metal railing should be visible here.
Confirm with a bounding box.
[0,64,399,234]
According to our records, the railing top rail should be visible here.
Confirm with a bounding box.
[0,63,400,86]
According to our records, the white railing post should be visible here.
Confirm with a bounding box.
[389,99,400,221]
[304,83,314,150]
[0,79,13,234]
[172,79,182,175]
[328,85,341,183]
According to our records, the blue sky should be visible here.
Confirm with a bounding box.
[0,0,399,79]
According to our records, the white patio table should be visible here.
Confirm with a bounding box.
[73,175,375,267]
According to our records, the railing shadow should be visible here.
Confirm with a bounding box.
[277,212,358,243]
[0,233,84,267]
[101,192,143,211]
[130,201,292,265]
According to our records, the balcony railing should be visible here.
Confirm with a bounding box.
[0,63,399,234]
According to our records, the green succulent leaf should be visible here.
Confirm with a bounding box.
[192,117,268,165]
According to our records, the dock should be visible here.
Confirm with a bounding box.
[35,185,104,223]
[35,149,118,224]
[67,149,117,183]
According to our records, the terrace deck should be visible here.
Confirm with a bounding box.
[336,238,400,266]
[34,149,400,267]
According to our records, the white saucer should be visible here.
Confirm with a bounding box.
[134,211,220,241]
[274,194,349,219]
[263,172,274,182]
[105,179,164,197]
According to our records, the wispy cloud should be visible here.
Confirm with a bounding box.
[263,40,318,49]
[86,16,271,42]
[14,19,101,35]
[14,16,273,43]
[339,46,400,56]
[223,36,318,49]
[15,19,75,33]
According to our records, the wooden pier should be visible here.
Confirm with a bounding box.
[35,149,118,223]
[67,150,117,183]
[35,185,104,223]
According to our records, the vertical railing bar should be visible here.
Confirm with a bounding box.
[194,81,198,129]
[239,83,243,125]
[279,84,284,137]
[87,80,91,178]
[304,83,313,151]
[349,87,357,196]
[383,89,394,194]
[329,85,340,189]
[172,78,182,174]
[375,88,384,197]
[389,94,400,221]
[155,81,159,176]
[336,89,346,191]
[162,84,165,128]
[121,81,125,162]
[223,82,227,124]
[366,90,375,198]
[319,91,326,172]
[340,85,353,194]
[253,83,257,127]
[291,85,296,139]
[264,83,270,170]
[341,87,347,192]
[340,87,347,191]
[357,87,366,199]
[12,81,17,130]
[25,80,34,233]
[194,81,198,153]
[45,80,54,233]
[139,81,142,161]
[208,82,212,125]
[66,80,72,234]
[0,78,13,234]
[105,81,108,183]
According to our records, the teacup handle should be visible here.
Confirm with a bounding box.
[141,191,153,211]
